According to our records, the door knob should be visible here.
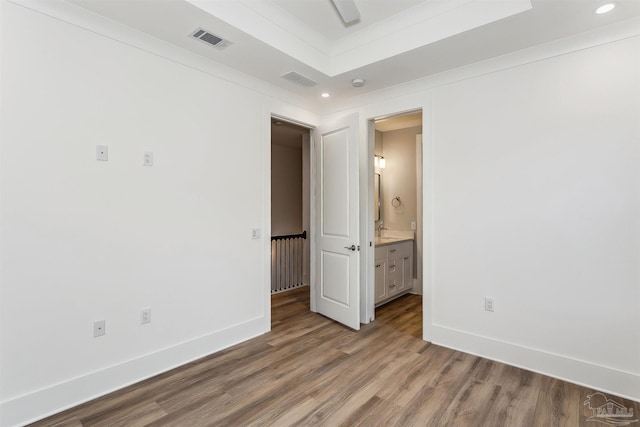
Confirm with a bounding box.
[344,244,356,251]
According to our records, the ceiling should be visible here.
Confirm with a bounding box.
[271,0,425,41]
[67,0,640,109]
[375,112,423,132]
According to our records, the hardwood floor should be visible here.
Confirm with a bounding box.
[32,286,638,426]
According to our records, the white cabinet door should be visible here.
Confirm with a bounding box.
[398,241,413,291]
[401,254,413,290]
[374,258,388,303]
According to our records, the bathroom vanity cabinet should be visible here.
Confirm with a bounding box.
[374,239,413,305]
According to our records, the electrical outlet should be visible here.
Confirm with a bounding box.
[93,320,106,337]
[96,145,108,161]
[251,228,261,240]
[411,221,417,230]
[141,307,151,324]
[485,297,495,312]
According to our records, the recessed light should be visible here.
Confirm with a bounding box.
[321,92,330,98]
[596,3,615,14]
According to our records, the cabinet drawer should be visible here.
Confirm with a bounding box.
[387,259,399,277]
[387,278,399,295]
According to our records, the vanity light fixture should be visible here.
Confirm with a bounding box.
[595,3,615,14]
[375,155,386,168]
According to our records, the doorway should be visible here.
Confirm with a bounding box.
[269,112,362,331]
[270,117,311,317]
[270,110,424,330]
[369,110,423,333]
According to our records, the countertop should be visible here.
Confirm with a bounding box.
[374,236,414,247]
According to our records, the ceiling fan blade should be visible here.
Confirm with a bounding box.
[331,0,360,25]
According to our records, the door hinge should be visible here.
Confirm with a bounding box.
[357,245,360,251]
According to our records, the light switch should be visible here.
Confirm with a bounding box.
[96,145,108,161]
[251,228,262,240]
[144,151,153,167]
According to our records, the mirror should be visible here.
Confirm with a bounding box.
[374,173,381,221]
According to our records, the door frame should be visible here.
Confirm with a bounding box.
[268,114,317,315]
[268,112,361,329]
[267,104,433,342]
[363,108,425,326]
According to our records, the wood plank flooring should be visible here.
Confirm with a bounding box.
[31,287,639,426]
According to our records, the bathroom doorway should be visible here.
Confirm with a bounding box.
[369,110,423,335]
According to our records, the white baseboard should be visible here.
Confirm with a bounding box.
[4,317,637,427]
[0,317,268,427]
[431,324,640,403]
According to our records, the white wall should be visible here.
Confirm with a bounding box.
[380,126,421,232]
[373,130,383,229]
[339,30,640,400]
[2,1,639,425]
[0,1,317,425]
[271,143,303,235]
[374,130,383,156]
[429,34,640,380]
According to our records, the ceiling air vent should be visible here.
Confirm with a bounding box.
[191,28,232,50]
[280,71,317,87]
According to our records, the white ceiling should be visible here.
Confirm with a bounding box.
[375,112,423,132]
[67,0,640,109]
[271,0,426,41]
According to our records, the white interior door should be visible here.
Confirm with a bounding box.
[312,113,360,330]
